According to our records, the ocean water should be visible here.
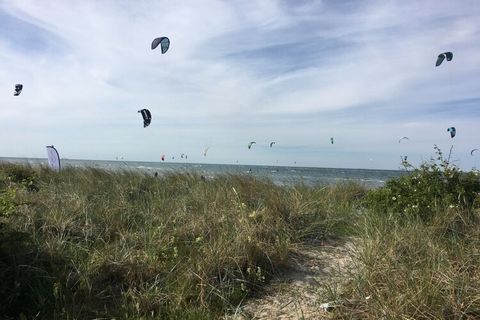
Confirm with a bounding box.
[0,157,404,188]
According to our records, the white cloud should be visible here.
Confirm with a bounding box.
[0,0,479,169]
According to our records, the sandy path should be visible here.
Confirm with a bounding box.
[231,238,355,320]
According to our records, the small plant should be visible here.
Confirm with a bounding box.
[0,187,16,217]
[2,164,39,192]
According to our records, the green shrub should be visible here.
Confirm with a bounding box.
[1,164,39,192]
[364,146,480,221]
[0,187,16,217]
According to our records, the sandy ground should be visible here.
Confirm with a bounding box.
[230,238,356,320]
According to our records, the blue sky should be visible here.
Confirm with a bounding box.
[0,0,479,169]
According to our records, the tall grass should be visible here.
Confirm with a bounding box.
[332,148,480,319]
[6,152,476,319]
[0,164,363,319]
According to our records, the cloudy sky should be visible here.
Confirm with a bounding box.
[0,0,479,169]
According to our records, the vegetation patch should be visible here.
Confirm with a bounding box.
[333,147,480,319]
[2,147,478,319]
[0,164,363,319]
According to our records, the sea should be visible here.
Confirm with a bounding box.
[0,157,404,188]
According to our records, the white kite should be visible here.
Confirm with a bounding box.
[46,145,61,172]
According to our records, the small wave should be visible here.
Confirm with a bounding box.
[359,178,385,183]
[136,166,155,170]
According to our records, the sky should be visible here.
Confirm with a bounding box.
[0,0,479,170]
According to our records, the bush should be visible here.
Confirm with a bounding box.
[364,146,480,221]
[1,164,38,192]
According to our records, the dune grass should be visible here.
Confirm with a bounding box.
[0,164,364,319]
[3,148,478,319]
[329,148,480,319]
